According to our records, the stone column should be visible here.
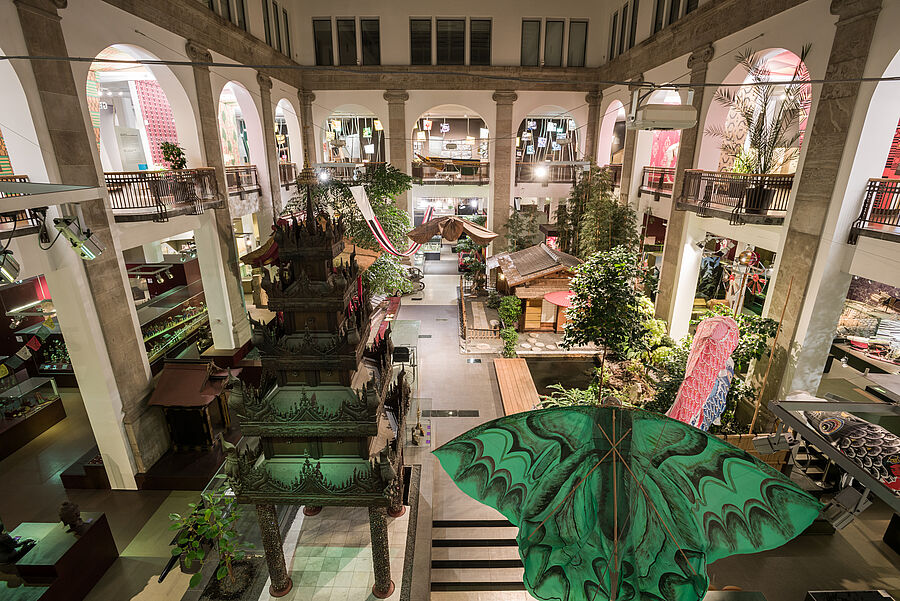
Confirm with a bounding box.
[14,0,168,487]
[368,506,394,598]
[186,40,251,350]
[492,91,518,253]
[256,73,279,225]
[298,90,316,164]
[761,0,883,402]
[383,90,410,211]
[618,77,643,206]
[654,45,715,338]
[256,504,292,597]
[583,91,603,164]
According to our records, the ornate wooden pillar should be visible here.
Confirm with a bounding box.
[388,463,406,518]
[256,503,292,597]
[369,506,394,598]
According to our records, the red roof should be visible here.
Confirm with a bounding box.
[148,362,240,408]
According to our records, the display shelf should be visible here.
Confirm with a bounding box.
[0,396,66,460]
[135,280,205,327]
[146,313,209,364]
[143,307,208,343]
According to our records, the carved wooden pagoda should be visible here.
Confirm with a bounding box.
[225,166,409,598]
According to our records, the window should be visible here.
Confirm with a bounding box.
[337,19,357,65]
[628,0,639,49]
[282,9,291,57]
[470,19,491,66]
[686,0,699,13]
[262,0,271,45]
[521,20,541,66]
[436,19,465,65]
[618,3,628,56]
[653,0,665,33]
[609,11,619,59]
[361,19,380,65]
[668,0,681,25]
[313,19,334,66]
[272,2,282,52]
[543,20,564,67]
[567,21,587,67]
[236,0,247,31]
[410,19,432,65]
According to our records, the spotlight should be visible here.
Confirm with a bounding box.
[0,250,20,284]
[53,217,105,260]
[156,275,164,284]
[823,486,872,530]
[535,164,549,179]
[317,171,331,183]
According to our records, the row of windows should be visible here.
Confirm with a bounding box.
[521,19,587,67]
[208,0,248,31]
[262,0,292,57]
[609,1,639,61]
[313,18,381,66]
[652,0,700,35]
[410,18,493,66]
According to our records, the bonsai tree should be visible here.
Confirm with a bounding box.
[706,45,811,175]
[557,165,638,259]
[169,485,250,588]
[160,141,187,170]
[562,246,646,398]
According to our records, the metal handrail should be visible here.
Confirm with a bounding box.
[104,168,219,222]
[849,178,900,243]
[224,165,260,194]
[411,162,490,185]
[680,169,794,224]
[515,162,577,184]
[606,163,623,187]
[0,174,44,233]
[313,162,388,183]
[278,162,297,188]
[640,166,675,197]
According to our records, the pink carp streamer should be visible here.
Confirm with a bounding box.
[666,316,740,430]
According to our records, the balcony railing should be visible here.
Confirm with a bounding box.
[314,162,387,183]
[515,162,577,184]
[411,162,490,185]
[0,174,45,235]
[278,162,297,189]
[850,178,900,244]
[225,165,261,196]
[105,168,220,222]
[639,166,675,198]
[606,163,623,187]
[680,170,794,225]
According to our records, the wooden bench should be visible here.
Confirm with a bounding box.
[493,358,541,415]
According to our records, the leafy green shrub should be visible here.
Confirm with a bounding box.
[160,141,187,170]
[486,291,502,310]
[500,327,518,358]
[540,382,600,408]
[498,296,522,329]
[363,254,412,296]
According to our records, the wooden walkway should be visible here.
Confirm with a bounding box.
[493,358,541,415]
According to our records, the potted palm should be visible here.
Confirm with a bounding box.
[706,45,811,214]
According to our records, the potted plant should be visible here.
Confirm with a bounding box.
[160,141,188,170]
[706,45,811,214]
[158,141,196,204]
[168,485,254,594]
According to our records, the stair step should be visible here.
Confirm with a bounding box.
[431,581,527,592]
[433,538,518,547]
[433,559,523,569]
[433,527,518,539]
[432,546,520,561]
[433,519,512,528]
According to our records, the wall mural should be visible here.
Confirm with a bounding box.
[134,79,178,167]
[0,126,12,175]
[882,115,900,179]
[218,97,244,166]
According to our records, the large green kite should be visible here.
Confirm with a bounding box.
[434,406,821,601]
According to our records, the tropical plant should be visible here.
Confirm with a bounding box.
[500,327,518,358]
[498,296,522,329]
[504,206,540,251]
[540,381,600,408]
[556,165,638,259]
[706,45,812,174]
[160,141,187,170]
[364,254,413,296]
[562,247,646,396]
[168,486,250,588]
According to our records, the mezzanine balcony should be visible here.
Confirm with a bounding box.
[678,169,794,225]
[104,168,223,223]
[411,161,490,185]
[515,162,578,184]
[0,174,46,238]
[279,161,297,190]
[224,164,261,198]
[313,162,388,184]
[849,178,900,244]
[639,166,675,200]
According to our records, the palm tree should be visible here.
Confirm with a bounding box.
[706,45,811,175]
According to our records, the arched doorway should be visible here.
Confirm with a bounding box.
[323,108,386,164]
[597,99,626,167]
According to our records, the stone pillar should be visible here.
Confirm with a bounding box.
[618,77,643,206]
[383,90,410,211]
[762,0,883,402]
[298,90,316,164]
[15,0,168,487]
[583,91,603,164]
[368,506,394,598]
[186,40,251,350]
[654,45,715,335]
[256,72,279,225]
[492,91,518,253]
[256,504,292,597]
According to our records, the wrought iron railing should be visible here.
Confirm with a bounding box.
[0,174,44,234]
[278,162,297,189]
[104,168,219,222]
[411,162,490,185]
[515,162,578,184]
[640,166,675,197]
[224,165,261,195]
[606,163,623,187]
[850,178,900,243]
[313,162,387,183]
[680,170,794,224]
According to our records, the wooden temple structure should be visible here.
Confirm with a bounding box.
[225,165,410,598]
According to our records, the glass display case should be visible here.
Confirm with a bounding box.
[136,280,211,370]
[0,376,59,421]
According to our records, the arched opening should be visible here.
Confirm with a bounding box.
[275,98,303,165]
[87,45,184,172]
[597,99,626,167]
[323,107,386,164]
[515,109,580,178]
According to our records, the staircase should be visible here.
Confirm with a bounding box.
[430,519,529,594]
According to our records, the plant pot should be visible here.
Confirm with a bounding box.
[743,186,776,215]
[200,559,257,601]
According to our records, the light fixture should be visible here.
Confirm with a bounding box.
[318,170,331,183]
[535,164,549,179]
[156,275,164,284]
[0,250,20,284]
[53,217,105,260]
[166,270,174,280]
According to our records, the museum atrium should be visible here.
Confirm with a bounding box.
[0,0,898,600]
